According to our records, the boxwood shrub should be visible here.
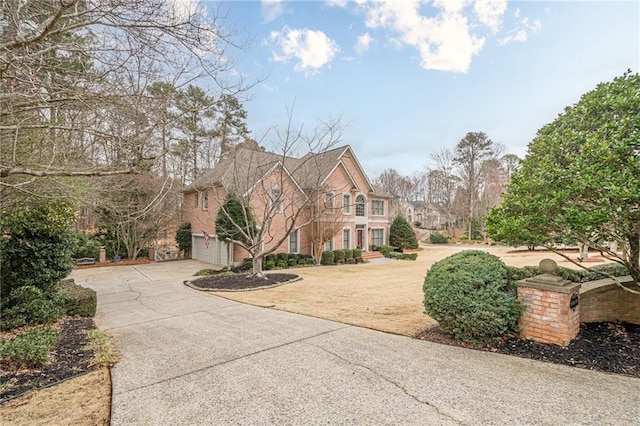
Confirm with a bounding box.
[276,253,288,264]
[423,250,521,343]
[0,325,60,367]
[429,233,448,244]
[333,249,345,264]
[321,250,334,265]
[59,279,97,317]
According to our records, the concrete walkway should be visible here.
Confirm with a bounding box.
[72,261,639,425]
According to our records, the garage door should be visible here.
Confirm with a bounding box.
[192,234,230,266]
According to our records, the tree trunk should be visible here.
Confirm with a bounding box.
[628,232,640,285]
[251,254,267,279]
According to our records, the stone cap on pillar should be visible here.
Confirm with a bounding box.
[516,258,582,294]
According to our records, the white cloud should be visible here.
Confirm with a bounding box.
[269,27,339,74]
[355,33,374,54]
[514,8,520,18]
[498,29,527,45]
[325,0,348,7]
[359,0,487,73]
[473,0,507,33]
[262,0,284,23]
[499,16,542,46]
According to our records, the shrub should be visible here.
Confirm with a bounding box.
[429,233,448,244]
[388,252,418,261]
[423,250,521,343]
[506,263,631,284]
[276,260,287,268]
[288,258,297,267]
[352,248,362,259]
[333,250,345,263]
[265,254,277,264]
[175,222,192,255]
[343,249,354,259]
[59,279,97,317]
[0,325,60,367]
[1,286,65,331]
[287,253,299,262]
[414,221,422,228]
[389,215,419,249]
[321,250,334,265]
[276,253,288,264]
[71,231,101,259]
[265,260,276,270]
[242,258,253,271]
[1,200,76,300]
[377,245,395,257]
[305,258,316,265]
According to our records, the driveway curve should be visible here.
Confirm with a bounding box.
[72,260,639,425]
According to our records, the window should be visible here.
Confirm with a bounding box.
[343,194,351,214]
[202,193,209,211]
[355,195,366,217]
[269,186,283,213]
[372,200,384,216]
[289,229,299,253]
[372,229,384,247]
[342,228,350,249]
[324,192,334,210]
[324,238,333,252]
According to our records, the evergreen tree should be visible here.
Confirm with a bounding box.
[215,193,256,245]
[389,215,419,249]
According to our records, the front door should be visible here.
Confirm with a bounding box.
[356,229,364,249]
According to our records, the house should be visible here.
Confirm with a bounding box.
[405,201,453,231]
[182,145,391,266]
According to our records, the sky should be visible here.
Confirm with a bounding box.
[210,0,639,178]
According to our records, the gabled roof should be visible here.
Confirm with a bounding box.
[185,144,378,196]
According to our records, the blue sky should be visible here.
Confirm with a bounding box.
[213,1,639,177]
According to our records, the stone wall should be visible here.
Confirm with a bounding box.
[580,277,640,324]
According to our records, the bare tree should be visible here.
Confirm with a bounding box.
[307,193,348,264]
[1,0,244,196]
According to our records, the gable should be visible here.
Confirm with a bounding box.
[328,147,375,194]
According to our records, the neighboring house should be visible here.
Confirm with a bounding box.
[183,145,391,266]
[405,201,453,231]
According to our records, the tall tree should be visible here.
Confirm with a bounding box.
[486,71,640,292]
[453,132,496,238]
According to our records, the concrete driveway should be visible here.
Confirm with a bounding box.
[72,261,640,425]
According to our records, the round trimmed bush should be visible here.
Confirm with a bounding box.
[333,249,345,264]
[423,250,521,343]
[321,250,334,265]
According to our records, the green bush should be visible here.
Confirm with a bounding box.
[1,286,65,331]
[59,279,97,317]
[333,250,345,264]
[276,253,288,264]
[1,200,76,300]
[287,253,299,262]
[175,222,192,255]
[288,258,297,267]
[506,263,631,284]
[321,251,334,265]
[0,325,60,367]
[71,231,101,259]
[265,254,277,264]
[265,260,276,270]
[429,233,448,244]
[305,258,316,265]
[353,248,362,259]
[423,250,521,343]
[242,258,253,271]
[389,215,419,249]
[376,245,395,257]
[343,249,354,259]
[276,260,287,268]
[388,252,418,261]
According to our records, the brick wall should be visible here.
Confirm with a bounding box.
[580,279,640,325]
[517,286,581,346]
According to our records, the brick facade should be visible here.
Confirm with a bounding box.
[580,277,640,325]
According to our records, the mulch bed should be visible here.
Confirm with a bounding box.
[188,273,299,291]
[415,322,640,378]
[0,317,99,402]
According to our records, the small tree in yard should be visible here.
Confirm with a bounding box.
[175,223,192,258]
[389,215,419,250]
[486,71,640,293]
[216,193,256,246]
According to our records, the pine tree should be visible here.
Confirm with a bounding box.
[389,215,419,249]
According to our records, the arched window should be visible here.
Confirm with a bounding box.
[355,195,366,217]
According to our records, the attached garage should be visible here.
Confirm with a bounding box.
[192,233,231,267]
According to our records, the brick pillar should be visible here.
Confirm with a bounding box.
[516,259,581,346]
[148,247,155,261]
[99,247,106,264]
